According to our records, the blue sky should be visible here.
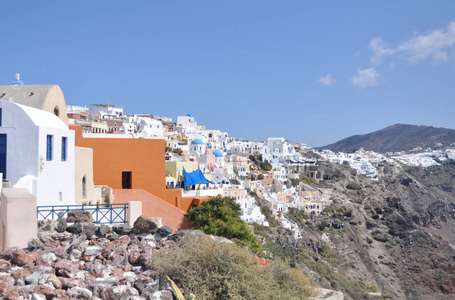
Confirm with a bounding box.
[1,1,455,147]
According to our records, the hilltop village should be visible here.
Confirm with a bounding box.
[2,77,455,240]
[66,104,332,231]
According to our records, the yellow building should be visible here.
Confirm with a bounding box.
[165,161,212,190]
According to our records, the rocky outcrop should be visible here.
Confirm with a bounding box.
[285,158,455,299]
[0,216,187,300]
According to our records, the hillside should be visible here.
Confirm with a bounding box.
[267,159,455,299]
[319,124,455,153]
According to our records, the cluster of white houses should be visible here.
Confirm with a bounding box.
[1,75,334,237]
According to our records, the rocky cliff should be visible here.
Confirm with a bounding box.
[268,159,455,300]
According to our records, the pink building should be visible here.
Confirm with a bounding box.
[232,154,248,166]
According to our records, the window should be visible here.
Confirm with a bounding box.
[82,176,87,198]
[122,171,132,189]
[0,108,2,126]
[61,137,67,161]
[46,135,53,161]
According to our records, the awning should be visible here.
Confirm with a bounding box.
[183,167,214,188]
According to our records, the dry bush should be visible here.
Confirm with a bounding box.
[150,235,315,300]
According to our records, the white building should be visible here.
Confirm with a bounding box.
[176,114,198,134]
[261,137,297,163]
[137,117,164,138]
[0,100,75,206]
[88,104,123,120]
[188,139,206,159]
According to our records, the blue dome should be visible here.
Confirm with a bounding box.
[187,114,194,118]
[213,151,223,157]
[227,152,232,156]
[191,138,205,145]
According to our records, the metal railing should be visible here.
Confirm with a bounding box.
[37,203,128,224]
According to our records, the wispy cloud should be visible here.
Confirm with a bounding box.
[353,20,455,88]
[318,73,336,86]
[369,21,455,65]
[397,21,455,63]
[351,68,380,88]
[369,36,395,65]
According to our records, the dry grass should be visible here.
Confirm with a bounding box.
[150,235,316,300]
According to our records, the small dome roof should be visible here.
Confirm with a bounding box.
[213,150,223,157]
[187,113,194,118]
[227,152,232,156]
[191,138,205,145]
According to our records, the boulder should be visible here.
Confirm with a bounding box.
[67,287,93,299]
[132,216,158,234]
[0,259,11,272]
[67,222,83,234]
[47,274,62,289]
[54,259,80,278]
[346,182,362,190]
[147,290,174,300]
[157,226,173,237]
[33,285,56,299]
[38,219,55,232]
[0,246,21,261]
[56,218,68,233]
[11,250,34,267]
[112,285,140,299]
[25,266,54,285]
[113,224,132,235]
[10,267,32,280]
[84,246,103,257]
[59,277,83,289]
[67,210,93,223]
[81,223,97,238]
[97,224,111,236]
[31,294,46,300]
[106,232,119,241]
[28,238,44,251]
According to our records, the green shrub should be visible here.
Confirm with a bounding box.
[172,148,183,155]
[260,161,273,171]
[319,244,331,258]
[185,197,263,254]
[301,177,318,186]
[230,178,240,185]
[318,221,328,231]
[150,235,315,300]
[286,207,309,227]
[259,205,280,228]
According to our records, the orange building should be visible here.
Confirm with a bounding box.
[70,124,203,230]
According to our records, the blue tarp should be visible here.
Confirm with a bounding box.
[183,167,214,188]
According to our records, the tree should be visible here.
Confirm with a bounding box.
[185,197,263,254]
[260,161,273,171]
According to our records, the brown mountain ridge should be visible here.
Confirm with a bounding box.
[319,124,455,153]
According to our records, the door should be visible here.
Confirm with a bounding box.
[122,171,131,189]
[0,134,6,179]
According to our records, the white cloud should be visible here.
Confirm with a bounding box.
[397,21,455,63]
[318,73,336,86]
[368,21,455,65]
[369,36,395,65]
[351,68,380,88]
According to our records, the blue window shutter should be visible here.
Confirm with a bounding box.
[61,137,67,161]
[46,135,53,161]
